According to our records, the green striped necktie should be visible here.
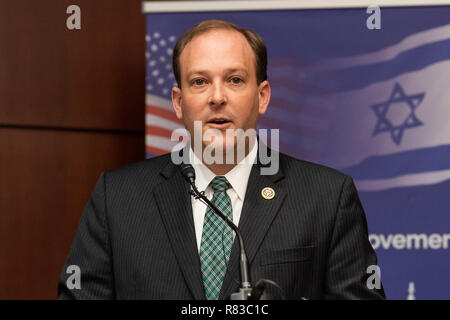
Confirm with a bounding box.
[199,176,233,300]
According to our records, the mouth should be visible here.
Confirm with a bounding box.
[207,117,232,130]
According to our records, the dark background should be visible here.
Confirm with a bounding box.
[0,0,156,299]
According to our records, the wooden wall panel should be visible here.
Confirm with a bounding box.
[0,0,156,299]
[0,0,146,130]
[0,128,145,299]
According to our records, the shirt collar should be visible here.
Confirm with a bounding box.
[189,140,258,201]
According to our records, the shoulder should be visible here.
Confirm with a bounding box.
[278,152,350,190]
[101,152,174,189]
[279,152,347,180]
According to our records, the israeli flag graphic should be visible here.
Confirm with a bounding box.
[319,24,450,192]
[315,22,450,299]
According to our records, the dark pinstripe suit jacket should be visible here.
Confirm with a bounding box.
[58,149,385,300]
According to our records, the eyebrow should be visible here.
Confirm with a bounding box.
[186,67,249,78]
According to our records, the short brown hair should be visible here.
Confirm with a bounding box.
[172,20,267,88]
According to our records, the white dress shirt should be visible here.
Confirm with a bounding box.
[189,141,258,252]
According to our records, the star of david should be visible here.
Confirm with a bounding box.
[370,83,425,145]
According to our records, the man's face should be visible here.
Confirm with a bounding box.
[171,29,270,158]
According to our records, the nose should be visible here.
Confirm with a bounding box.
[208,82,227,108]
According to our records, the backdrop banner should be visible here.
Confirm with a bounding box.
[144,5,450,299]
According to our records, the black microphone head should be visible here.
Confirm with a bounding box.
[180,163,196,184]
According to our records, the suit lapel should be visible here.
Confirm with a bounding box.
[153,156,206,300]
[220,153,287,299]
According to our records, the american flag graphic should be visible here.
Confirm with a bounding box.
[262,59,335,163]
[145,31,185,157]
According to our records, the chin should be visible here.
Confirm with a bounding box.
[203,137,235,152]
[201,137,237,165]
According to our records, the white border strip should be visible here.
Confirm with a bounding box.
[146,114,183,131]
[146,134,179,150]
[143,0,450,13]
[146,93,173,111]
[354,169,450,192]
[309,23,450,71]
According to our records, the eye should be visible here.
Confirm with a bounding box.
[192,78,207,86]
[230,77,243,84]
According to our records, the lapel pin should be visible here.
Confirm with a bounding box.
[261,187,275,200]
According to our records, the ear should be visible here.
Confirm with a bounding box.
[171,86,183,120]
[258,80,271,115]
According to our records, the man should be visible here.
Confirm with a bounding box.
[58,20,385,300]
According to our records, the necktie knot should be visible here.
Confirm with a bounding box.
[209,176,231,193]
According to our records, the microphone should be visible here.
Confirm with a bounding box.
[180,163,253,300]
[181,163,196,185]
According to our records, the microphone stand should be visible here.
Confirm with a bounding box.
[181,163,285,300]
[187,181,253,300]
